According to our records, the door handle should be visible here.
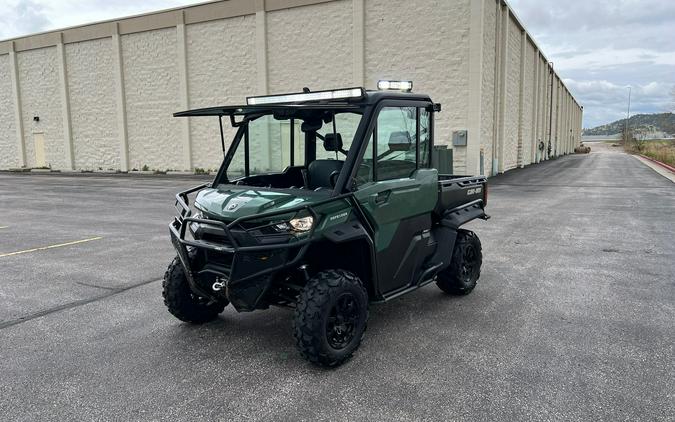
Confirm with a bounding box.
[374,190,391,205]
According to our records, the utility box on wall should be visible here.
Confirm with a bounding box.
[452,130,467,146]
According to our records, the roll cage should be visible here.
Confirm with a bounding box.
[173,89,439,196]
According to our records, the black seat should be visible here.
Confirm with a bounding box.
[307,160,343,189]
[307,132,344,189]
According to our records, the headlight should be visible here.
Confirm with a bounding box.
[188,211,203,236]
[288,216,314,232]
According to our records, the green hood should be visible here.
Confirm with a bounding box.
[195,186,328,221]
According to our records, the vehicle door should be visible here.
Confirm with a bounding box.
[353,103,438,295]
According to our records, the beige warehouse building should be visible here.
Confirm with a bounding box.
[0,0,582,176]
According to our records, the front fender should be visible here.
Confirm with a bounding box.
[319,220,381,300]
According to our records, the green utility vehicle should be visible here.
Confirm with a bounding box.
[165,82,489,367]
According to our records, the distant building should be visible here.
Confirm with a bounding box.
[636,128,672,140]
[581,134,622,142]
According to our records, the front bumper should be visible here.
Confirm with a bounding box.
[169,185,315,311]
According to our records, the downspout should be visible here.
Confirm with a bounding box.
[548,62,554,159]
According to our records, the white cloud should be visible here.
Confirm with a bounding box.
[0,0,50,39]
[0,0,206,40]
[509,0,675,127]
[2,0,673,128]
[551,48,675,71]
[563,79,673,128]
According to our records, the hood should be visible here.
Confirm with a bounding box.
[195,186,328,221]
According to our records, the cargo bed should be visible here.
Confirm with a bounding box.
[435,174,488,216]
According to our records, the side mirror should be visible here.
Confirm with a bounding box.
[388,131,412,151]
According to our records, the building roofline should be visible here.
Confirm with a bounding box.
[500,0,581,108]
[0,0,580,109]
[0,0,335,52]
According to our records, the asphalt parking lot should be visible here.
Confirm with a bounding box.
[1,146,673,421]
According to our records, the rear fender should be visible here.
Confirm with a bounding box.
[427,225,457,271]
[441,200,489,230]
[427,200,488,271]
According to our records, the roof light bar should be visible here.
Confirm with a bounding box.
[377,80,413,92]
[246,88,365,105]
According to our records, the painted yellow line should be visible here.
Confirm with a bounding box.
[0,237,103,258]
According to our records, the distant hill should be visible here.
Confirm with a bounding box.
[583,112,675,136]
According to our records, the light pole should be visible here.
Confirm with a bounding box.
[624,86,632,143]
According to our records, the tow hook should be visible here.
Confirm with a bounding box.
[212,278,226,291]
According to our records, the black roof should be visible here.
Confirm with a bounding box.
[173,89,432,117]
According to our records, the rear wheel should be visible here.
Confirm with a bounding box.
[293,269,368,367]
[162,256,227,323]
[436,229,482,295]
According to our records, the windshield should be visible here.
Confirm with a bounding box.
[226,111,363,183]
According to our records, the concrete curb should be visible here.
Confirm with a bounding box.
[639,154,675,173]
[633,155,675,184]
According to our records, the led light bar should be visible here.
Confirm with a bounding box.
[377,80,413,92]
[246,88,365,105]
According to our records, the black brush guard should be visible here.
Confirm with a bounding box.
[169,184,319,311]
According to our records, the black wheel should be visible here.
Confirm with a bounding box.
[293,269,368,367]
[162,256,227,323]
[436,229,482,295]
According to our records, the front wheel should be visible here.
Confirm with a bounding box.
[293,269,368,367]
[436,229,482,295]
[162,256,227,323]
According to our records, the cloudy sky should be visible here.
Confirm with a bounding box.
[509,0,675,127]
[1,0,673,128]
[0,0,202,38]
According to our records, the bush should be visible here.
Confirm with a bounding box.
[626,140,675,167]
